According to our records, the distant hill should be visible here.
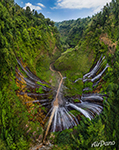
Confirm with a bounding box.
[55,17,91,47]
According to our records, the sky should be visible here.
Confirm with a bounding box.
[14,0,112,22]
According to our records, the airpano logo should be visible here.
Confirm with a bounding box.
[91,140,115,147]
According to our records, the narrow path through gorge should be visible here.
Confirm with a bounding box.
[43,63,64,144]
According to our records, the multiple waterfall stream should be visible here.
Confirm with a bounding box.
[16,55,108,144]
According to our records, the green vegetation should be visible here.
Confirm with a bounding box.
[54,47,94,96]
[36,87,44,94]
[0,0,119,149]
[0,0,61,149]
[55,17,91,48]
[53,0,119,149]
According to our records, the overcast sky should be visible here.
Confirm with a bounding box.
[14,0,112,22]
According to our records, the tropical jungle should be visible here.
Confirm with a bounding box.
[0,0,119,149]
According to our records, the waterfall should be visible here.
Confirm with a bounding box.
[16,55,108,144]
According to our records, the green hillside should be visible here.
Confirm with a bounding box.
[0,0,62,149]
[54,0,119,149]
[0,0,119,149]
[55,17,91,48]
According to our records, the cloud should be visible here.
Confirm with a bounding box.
[53,0,112,12]
[21,2,23,4]
[23,2,45,11]
[37,3,45,8]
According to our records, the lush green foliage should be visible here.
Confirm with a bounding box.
[0,0,119,149]
[0,0,61,149]
[55,17,91,48]
[53,0,119,149]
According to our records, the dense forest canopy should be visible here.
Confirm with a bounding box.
[0,0,119,149]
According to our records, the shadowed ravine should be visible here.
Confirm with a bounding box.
[16,55,109,146]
